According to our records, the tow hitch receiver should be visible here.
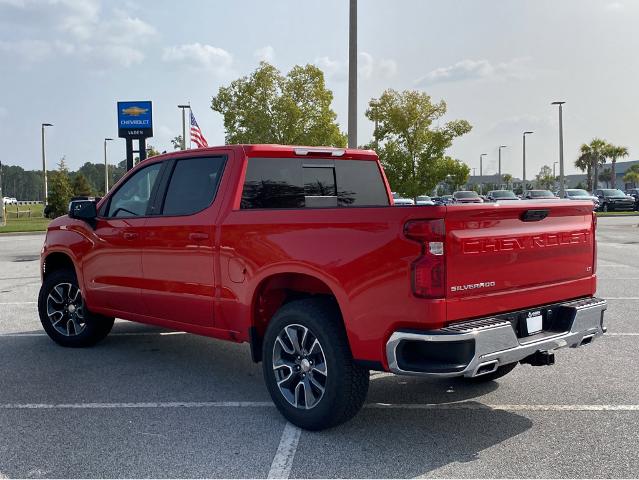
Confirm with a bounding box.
[521,350,555,367]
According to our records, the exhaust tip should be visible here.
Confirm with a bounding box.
[473,360,499,377]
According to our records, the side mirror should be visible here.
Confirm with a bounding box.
[68,200,97,228]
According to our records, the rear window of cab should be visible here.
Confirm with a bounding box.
[240,157,389,209]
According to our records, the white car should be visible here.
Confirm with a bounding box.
[2,197,17,205]
[416,195,435,206]
[391,192,415,206]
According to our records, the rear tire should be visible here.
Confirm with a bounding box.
[38,269,114,347]
[464,362,517,383]
[262,297,369,430]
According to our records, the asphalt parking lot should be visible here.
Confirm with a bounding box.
[0,216,638,478]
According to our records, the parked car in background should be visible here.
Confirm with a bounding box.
[564,189,599,210]
[391,192,415,206]
[523,190,557,200]
[625,188,639,211]
[594,189,635,212]
[452,191,483,203]
[486,190,520,202]
[415,195,435,206]
[3,197,17,205]
[431,195,454,205]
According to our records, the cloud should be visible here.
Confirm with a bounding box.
[416,57,533,86]
[0,0,154,68]
[604,1,624,11]
[314,51,397,82]
[254,45,274,63]
[162,43,234,76]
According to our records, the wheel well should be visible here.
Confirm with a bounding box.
[43,252,75,279]
[249,273,344,363]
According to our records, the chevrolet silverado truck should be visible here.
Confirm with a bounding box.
[38,145,607,430]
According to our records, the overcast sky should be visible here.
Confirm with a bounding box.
[1,0,637,179]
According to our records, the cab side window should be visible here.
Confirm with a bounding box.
[160,156,226,216]
[105,162,162,218]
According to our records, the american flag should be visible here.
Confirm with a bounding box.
[190,110,208,148]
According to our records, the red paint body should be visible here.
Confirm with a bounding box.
[41,145,597,368]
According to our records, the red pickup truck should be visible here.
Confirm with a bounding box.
[39,144,606,430]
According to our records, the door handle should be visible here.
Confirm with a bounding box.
[189,232,209,241]
[123,231,139,240]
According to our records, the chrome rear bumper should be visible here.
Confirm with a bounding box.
[386,297,607,378]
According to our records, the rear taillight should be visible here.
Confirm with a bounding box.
[404,219,446,298]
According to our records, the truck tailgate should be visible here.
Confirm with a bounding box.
[444,201,596,321]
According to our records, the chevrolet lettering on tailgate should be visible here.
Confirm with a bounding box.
[462,230,590,254]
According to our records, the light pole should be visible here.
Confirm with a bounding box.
[178,104,190,150]
[479,153,487,194]
[498,145,507,189]
[552,101,566,197]
[104,138,113,194]
[41,123,53,204]
[348,0,357,148]
[522,131,533,195]
[0,159,4,226]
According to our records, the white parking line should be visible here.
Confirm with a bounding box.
[267,422,302,479]
[0,331,187,337]
[0,401,638,412]
[0,301,36,305]
[604,297,639,300]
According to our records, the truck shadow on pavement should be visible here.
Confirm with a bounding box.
[1,325,533,478]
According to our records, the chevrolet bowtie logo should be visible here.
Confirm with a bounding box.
[122,106,149,116]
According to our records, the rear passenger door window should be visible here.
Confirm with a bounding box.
[160,157,225,216]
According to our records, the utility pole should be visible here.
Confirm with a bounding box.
[0,159,4,226]
[104,138,113,193]
[523,131,533,195]
[41,123,53,203]
[178,104,190,150]
[498,145,507,189]
[479,154,487,195]
[348,0,357,148]
[552,101,566,197]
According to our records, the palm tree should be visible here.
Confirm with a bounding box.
[589,138,608,191]
[576,144,594,191]
[623,164,639,188]
[604,144,629,189]
[502,173,513,190]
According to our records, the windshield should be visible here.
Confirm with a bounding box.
[566,189,590,197]
[601,189,626,196]
[454,191,479,199]
[416,196,431,202]
[492,190,517,199]
[529,190,555,198]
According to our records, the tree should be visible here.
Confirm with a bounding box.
[536,165,555,190]
[603,144,629,189]
[502,173,513,190]
[575,148,593,191]
[47,157,73,218]
[365,89,472,199]
[171,136,183,150]
[71,173,94,197]
[146,144,160,158]
[588,139,608,190]
[623,164,639,187]
[211,61,346,146]
[598,168,612,188]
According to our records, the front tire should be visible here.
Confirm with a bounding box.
[38,269,114,347]
[262,298,369,430]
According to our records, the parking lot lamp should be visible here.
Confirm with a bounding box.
[552,101,566,197]
[178,104,190,150]
[498,145,507,189]
[104,138,113,193]
[523,132,533,195]
[41,123,53,203]
[479,153,487,194]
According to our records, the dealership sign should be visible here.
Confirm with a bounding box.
[117,101,153,138]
